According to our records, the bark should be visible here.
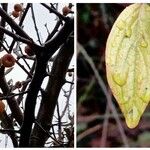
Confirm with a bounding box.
[0,4,8,50]
[29,35,74,147]
[19,58,47,147]
[19,16,73,147]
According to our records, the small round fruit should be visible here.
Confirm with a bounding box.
[14,4,23,12]
[62,6,71,16]
[68,72,72,77]
[12,11,20,18]
[24,45,34,56]
[0,58,2,66]
[1,54,15,68]
[0,101,5,114]
[15,81,22,89]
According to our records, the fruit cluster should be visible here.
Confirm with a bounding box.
[12,4,23,18]
[24,45,34,56]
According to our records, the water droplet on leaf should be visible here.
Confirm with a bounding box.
[117,20,126,30]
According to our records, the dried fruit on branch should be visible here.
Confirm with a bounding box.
[15,81,22,89]
[62,6,71,16]
[24,45,34,56]
[0,101,5,113]
[14,4,23,12]
[106,4,150,128]
[12,11,20,18]
[1,54,16,68]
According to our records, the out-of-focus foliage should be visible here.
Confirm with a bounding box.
[77,3,150,147]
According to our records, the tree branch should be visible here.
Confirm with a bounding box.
[19,57,47,147]
[0,7,31,40]
[29,33,74,147]
[0,111,19,147]
[0,26,32,45]
[45,20,61,42]
[30,4,42,45]
[45,17,74,58]
[17,63,35,105]
[41,3,67,22]
[0,3,8,50]
[9,3,31,53]
[0,67,23,126]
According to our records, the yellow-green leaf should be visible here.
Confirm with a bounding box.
[105,4,150,128]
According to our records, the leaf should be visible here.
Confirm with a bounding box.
[105,4,150,128]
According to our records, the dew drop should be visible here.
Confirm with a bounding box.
[139,87,150,103]
[126,106,140,129]
[125,27,132,38]
[112,70,128,86]
[140,39,148,48]
[111,41,116,47]
[116,20,126,30]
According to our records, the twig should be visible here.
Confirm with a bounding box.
[0,129,20,133]
[0,26,32,45]
[0,43,32,78]
[35,120,63,145]
[77,124,102,142]
[78,76,95,104]
[15,60,32,78]
[0,66,23,126]
[0,41,9,53]
[0,111,18,147]
[45,20,62,42]
[0,4,8,51]
[100,104,109,147]
[65,80,74,85]
[41,3,67,22]
[18,48,31,70]
[9,3,31,53]
[17,63,35,105]
[56,102,62,141]
[0,7,30,39]
[60,75,74,119]
[30,4,42,45]
[78,42,129,147]
[45,18,74,58]
[0,91,28,100]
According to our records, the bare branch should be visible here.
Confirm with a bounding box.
[0,67,23,126]
[41,3,67,22]
[0,26,32,45]
[30,4,42,45]
[0,7,31,40]
[9,3,31,53]
[29,33,74,147]
[45,17,74,57]
[0,3,8,50]
[78,42,129,147]
[45,20,62,42]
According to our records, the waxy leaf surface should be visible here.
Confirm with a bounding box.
[106,4,150,128]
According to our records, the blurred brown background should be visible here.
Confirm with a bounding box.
[77,3,150,147]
